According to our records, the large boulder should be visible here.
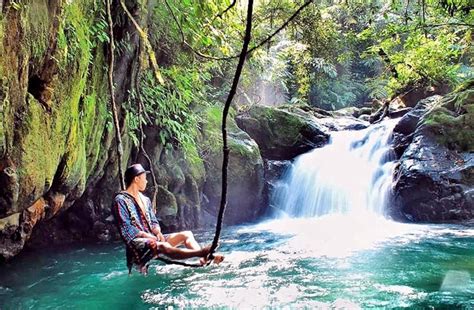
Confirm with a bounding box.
[235,105,330,160]
[201,106,265,225]
[390,86,474,222]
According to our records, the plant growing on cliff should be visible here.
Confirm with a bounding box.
[126,69,204,163]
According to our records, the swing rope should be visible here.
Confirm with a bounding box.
[208,0,254,258]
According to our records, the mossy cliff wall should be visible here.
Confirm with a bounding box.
[0,0,127,260]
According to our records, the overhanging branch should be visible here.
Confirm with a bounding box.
[164,0,314,61]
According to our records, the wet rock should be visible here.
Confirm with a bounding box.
[388,107,412,118]
[265,160,291,183]
[0,164,19,217]
[391,95,442,157]
[358,114,371,122]
[393,96,441,136]
[390,87,474,222]
[263,160,292,215]
[334,106,372,118]
[156,185,178,218]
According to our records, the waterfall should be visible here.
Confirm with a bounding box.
[272,119,399,218]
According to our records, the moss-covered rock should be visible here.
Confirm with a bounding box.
[132,126,205,231]
[236,105,330,160]
[156,185,178,218]
[422,88,474,152]
[200,106,265,225]
[390,86,474,222]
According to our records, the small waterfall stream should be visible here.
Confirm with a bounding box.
[272,119,399,218]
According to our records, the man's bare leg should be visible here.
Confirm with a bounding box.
[157,242,210,260]
[166,231,200,250]
[165,231,224,264]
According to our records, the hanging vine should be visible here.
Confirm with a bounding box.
[132,41,159,212]
[119,0,164,85]
[106,0,125,190]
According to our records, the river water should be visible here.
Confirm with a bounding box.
[1,120,473,309]
[1,221,473,309]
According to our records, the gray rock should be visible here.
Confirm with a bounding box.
[390,88,474,223]
[201,107,265,226]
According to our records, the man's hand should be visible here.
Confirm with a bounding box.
[138,231,158,240]
[152,227,166,242]
[156,232,166,242]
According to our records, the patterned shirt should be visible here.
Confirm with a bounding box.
[114,192,160,244]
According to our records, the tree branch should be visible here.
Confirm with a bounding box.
[425,22,474,28]
[163,0,227,61]
[213,0,237,22]
[164,0,313,61]
[246,0,313,56]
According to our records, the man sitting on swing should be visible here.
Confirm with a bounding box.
[114,163,224,274]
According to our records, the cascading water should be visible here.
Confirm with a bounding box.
[272,119,399,218]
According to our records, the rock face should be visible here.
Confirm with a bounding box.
[263,160,292,215]
[0,0,120,259]
[201,107,265,225]
[390,86,474,222]
[235,105,330,160]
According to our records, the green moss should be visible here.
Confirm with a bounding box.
[202,106,223,153]
[51,0,111,192]
[200,105,263,199]
[201,105,243,153]
[423,89,474,152]
[156,185,178,217]
[57,1,94,72]
[182,142,205,183]
[14,0,109,199]
[229,131,260,159]
[0,15,4,67]
[0,78,7,157]
[18,95,63,197]
[25,1,49,63]
[251,106,305,147]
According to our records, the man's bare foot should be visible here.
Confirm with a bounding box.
[198,244,224,265]
[211,254,224,264]
[199,254,225,265]
[138,264,149,276]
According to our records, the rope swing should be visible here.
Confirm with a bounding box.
[106,0,254,267]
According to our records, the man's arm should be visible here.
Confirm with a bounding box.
[145,196,166,242]
[115,198,141,243]
[116,196,157,242]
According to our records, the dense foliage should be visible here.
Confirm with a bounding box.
[254,0,473,109]
[124,0,472,155]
